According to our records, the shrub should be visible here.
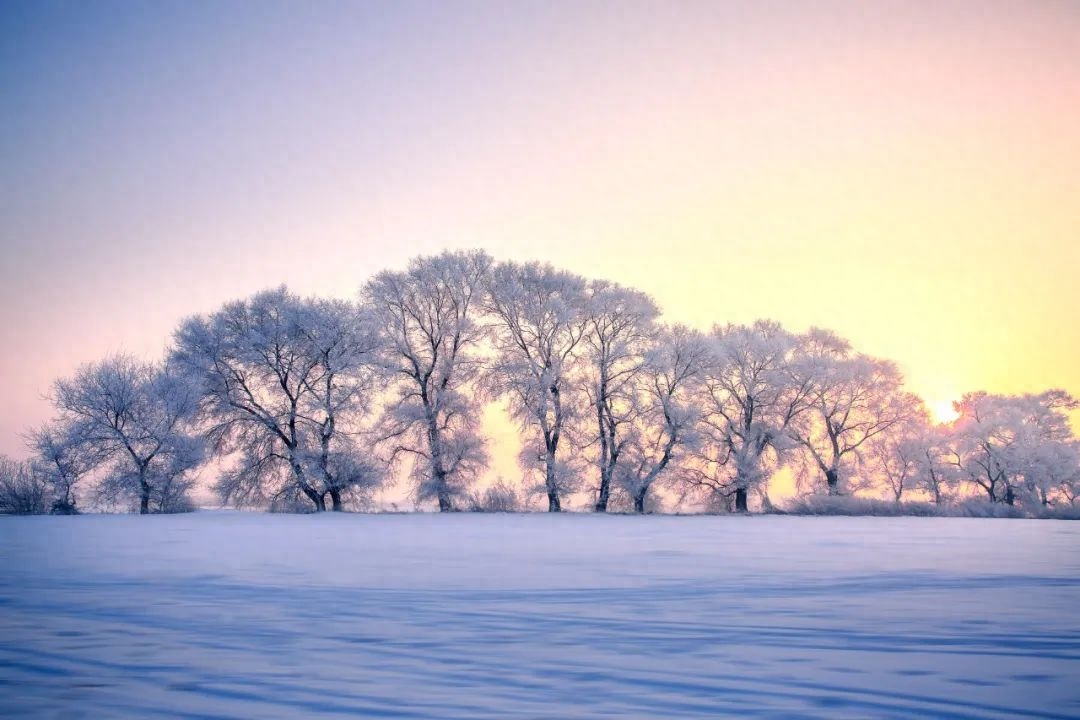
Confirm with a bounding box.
[0,457,50,515]
[50,498,79,515]
[1034,504,1080,520]
[782,495,945,517]
[466,480,522,513]
[952,499,1026,519]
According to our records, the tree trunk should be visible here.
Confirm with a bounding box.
[633,487,648,514]
[734,487,749,513]
[436,472,453,511]
[595,391,610,513]
[426,411,453,512]
[545,459,562,512]
[301,486,326,512]
[329,488,344,512]
[595,471,610,513]
[139,476,150,515]
[1004,485,1015,506]
[825,468,840,496]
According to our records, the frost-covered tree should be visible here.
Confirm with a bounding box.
[26,422,100,513]
[691,321,811,512]
[296,298,385,510]
[949,390,1079,506]
[615,325,708,513]
[363,251,491,511]
[788,330,914,496]
[484,261,589,512]
[51,355,204,514]
[173,288,382,511]
[579,280,659,512]
[908,424,960,505]
[862,402,932,502]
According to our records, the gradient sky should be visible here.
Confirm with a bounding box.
[2,0,1079,463]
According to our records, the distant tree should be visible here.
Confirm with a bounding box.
[26,422,99,513]
[949,390,1079,506]
[788,330,913,496]
[173,288,382,512]
[51,355,204,514]
[484,261,589,512]
[579,280,659,512]
[911,424,960,505]
[0,456,50,515]
[615,325,708,513]
[363,251,492,511]
[691,321,811,512]
[862,401,932,502]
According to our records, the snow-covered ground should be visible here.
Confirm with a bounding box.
[1,513,1078,719]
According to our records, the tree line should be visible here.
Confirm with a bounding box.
[2,250,1078,515]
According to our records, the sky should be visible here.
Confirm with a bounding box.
[2,0,1079,468]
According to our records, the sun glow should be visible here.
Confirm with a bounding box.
[929,399,960,425]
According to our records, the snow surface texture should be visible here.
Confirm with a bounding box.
[1,514,1078,719]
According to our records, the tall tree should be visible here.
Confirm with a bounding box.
[579,281,659,512]
[363,251,492,511]
[788,329,913,496]
[616,325,708,513]
[484,261,589,512]
[297,298,385,511]
[51,355,204,514]
[691,321,811,512]
[173,288,382,511]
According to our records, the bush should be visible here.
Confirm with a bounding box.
[154,476,197,514]
[952,499,1026,519]
[158,493,197,514]
[1034,504,1080,520]
[268,494,319,513]
[0,457,50,515]
[466,480,522,513]
[782,495,945,517]
[50,498,79,515]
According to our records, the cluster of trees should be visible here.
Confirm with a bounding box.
[3,251,1079,515]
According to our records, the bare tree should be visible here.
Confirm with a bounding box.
[51,355,204,514]
[579,280,659,512]
[363,251,492,511]
[484,261,589,512]
[172,288,382,511]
